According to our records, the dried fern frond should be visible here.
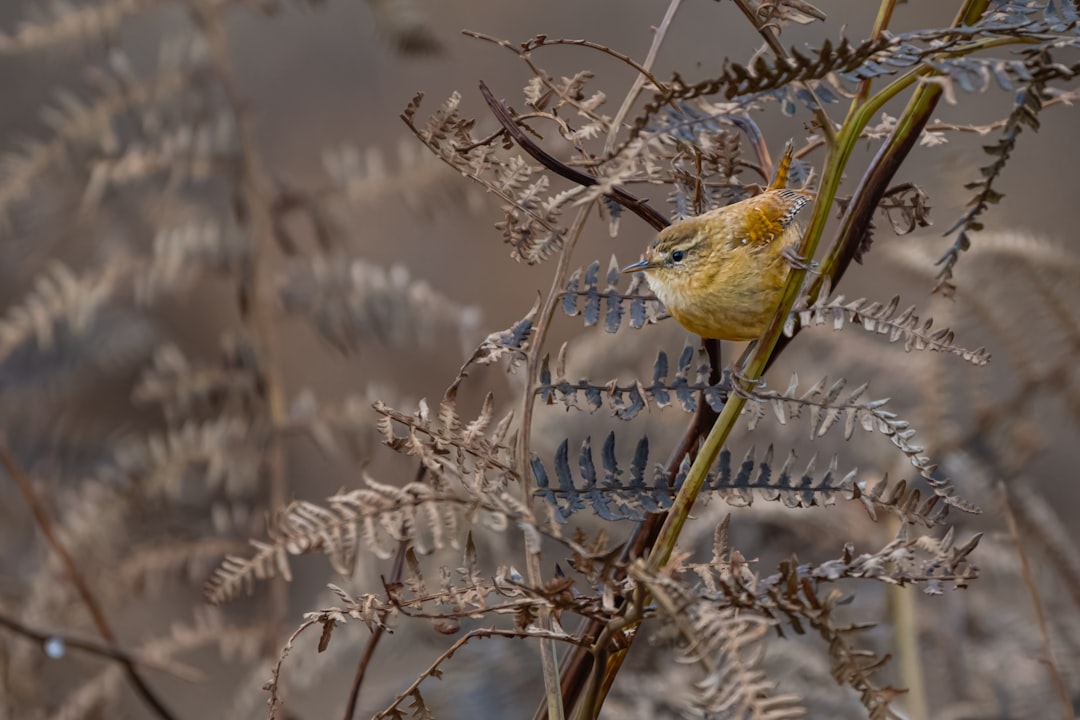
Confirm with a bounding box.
[742,374,980,514]
[80,111,235,210]
[699,524,980,594]
[680,523,978,714]
[936,54,1059,294]
[534,432,947,527]
[661,125,752,218]
[0,0,165,55]
[203,478,510,604]
[0,262,123,367]
[532,433,667,522]
[402,91,577,264]
[375,389,516,490]
[280,255,480,355]
[0,225,248,379]
[134,221,248,302]
[790,283,990,365]
[620,36,884,148]
[538,342,717,420]
[886,233,1080,435]
[393,543,489,630]
[631,561,806,719]
[103,417,263,501]
[690,558,894,716]
[109,536,247,601]
[322,137,474,217]
[313,584,396,638]
[458,296,539,376]
[0,47,200,228]
[621,12,1080,156]
[465,32,615,130]
[132,337,258,421]
[561,257,667,333]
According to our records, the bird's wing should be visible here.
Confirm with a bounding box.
[727,189,812,249]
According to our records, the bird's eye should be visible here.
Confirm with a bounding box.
[670,250,685,263]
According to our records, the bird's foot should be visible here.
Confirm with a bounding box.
[731,365,766,392]
[782,247,817,272]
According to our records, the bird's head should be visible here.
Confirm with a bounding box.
[620,215,711,283]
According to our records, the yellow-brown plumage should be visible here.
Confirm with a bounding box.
[622,144,813,341]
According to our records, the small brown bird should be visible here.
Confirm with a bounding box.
[622,144,813,341]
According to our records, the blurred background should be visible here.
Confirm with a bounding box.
[1,1,1079,718]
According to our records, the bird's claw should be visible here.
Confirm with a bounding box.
[782,247,817,272]
[731,366,766,392]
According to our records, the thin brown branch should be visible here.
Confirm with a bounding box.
[464,31,617,126]
[999,481,1074,720]
[193,0,290,648]
[604,0,684,155]
[341,539,408,720]
[517,204,595,720]
[730,0,837,147]
[0,610,204,682]
[0,444,181,720]
[477,81,670,232]
[514,36,672,99]
[539,340,721,719]
[373,627,591,720]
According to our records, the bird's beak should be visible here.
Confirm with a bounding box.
[621,258,654,273]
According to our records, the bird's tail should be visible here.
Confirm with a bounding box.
[768,140,796,191]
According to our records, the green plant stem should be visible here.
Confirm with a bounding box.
[887,513,929,720]
[731,0,837,147]
[647,63,921,569]
[611,1,1011,701]
[814,69,935,293]
[814,11,1014,298]
[581,0,1009,709]
[854,0,898,106]
[649,0,999,573]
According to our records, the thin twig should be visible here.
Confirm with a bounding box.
[193,0,291,650]
[0,444,181,720]
[645,0,1001,582]
[464,31,611,126]
[516,204,595,720]
[266,617,319,718]
[341,520,411,718]
[730,0,837,147]
[886,512,929,720]
[999,481,1074,720]
[797,90,1080,158]
[373,628,590,719]
[507,35,673,99]
[0,610,204,682]
[477,81,670,232]
[855,0,899,105]
[604,0,684,155]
